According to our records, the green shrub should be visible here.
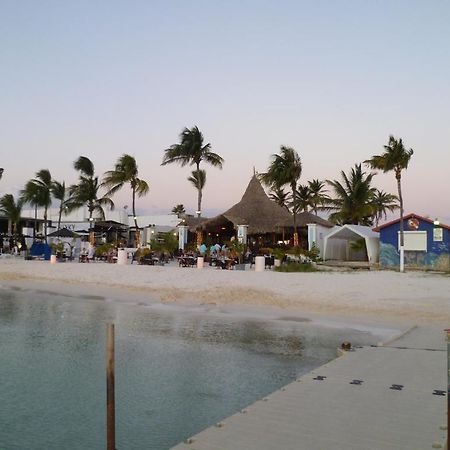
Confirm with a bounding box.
[95,243,114,257]
[274,262,318,272]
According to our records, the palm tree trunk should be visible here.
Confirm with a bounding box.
[132,187,140,248]
[89,205,95,245]
[57,203,62,231]
[196,163,201,217]
[396,171,405,272]
[33,205,37,240]
[291,182,299,246]
[44,207,48,242]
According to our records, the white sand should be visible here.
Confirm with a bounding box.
[0,258,448,326]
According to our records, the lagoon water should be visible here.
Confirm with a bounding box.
[0,285,378,450]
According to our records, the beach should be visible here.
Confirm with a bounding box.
[0,258,448,328]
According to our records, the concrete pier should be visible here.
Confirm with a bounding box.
[171,326,447,450]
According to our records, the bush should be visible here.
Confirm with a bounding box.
[274,262,318,272]
[94,243,115,258]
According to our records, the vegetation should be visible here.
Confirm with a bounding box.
[365,135,413,271]
[21,169,53,239]
[0,134,409,253]
[307,179,329,215]
[162,126,224,217]
[274,262,318,272]
[51,180,67,231]
[269,187,290,210]
[102,154,149,245]
[172,204,186,217]
[187,169,206,214]
[327,164,377,225]
[69,156,114,225]
[260,146,302,245]
[0,194,23,235]
[371,189,399,226]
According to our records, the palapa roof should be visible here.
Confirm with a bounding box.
[200,175,332,234]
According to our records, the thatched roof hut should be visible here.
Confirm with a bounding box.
[199,175,332,235]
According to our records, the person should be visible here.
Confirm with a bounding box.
[199,243,207,255]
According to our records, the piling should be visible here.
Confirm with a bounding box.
[106,323,115,450]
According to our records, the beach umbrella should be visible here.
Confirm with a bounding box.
[47,228,79,238]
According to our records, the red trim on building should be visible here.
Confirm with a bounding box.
[373,213,450,232]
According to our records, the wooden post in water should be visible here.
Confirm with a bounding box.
[106,323,115,450]
[446,329,450,447]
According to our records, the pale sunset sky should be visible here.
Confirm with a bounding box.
[1,1,449,223]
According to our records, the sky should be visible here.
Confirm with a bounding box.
[1,0,449,223]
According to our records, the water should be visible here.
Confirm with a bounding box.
[0,285,378,449]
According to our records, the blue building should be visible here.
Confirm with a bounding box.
[374,213,450,271]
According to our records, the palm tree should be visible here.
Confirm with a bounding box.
[171,204,186,217]
[365,136,414,272]
[162,126,224,217]
[308,179,329,215]
[269,187,291,211]
[102,154,149,240]
[293,185,312,213]
[187,169,206,215]
[260,146,302,245]
[327,164,376,226]
[69,156,114,229]
[51,180,67,231]
[21,169,52,240]
[0,194,23,236]
[371,189,399,227]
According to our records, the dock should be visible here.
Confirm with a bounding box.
[171,326,447,450]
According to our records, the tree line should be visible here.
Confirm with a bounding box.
[0,129,413,249]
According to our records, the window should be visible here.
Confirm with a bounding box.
[398,231,427,251]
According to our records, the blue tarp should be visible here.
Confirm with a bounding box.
[30,242,52,260]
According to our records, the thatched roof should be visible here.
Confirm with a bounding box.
[199,176,333,234]
[296,211,333,228]
[178,216,209,232]
[200,175,293,234]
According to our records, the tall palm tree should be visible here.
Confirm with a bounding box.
[21,169,52,240]
[269,187,291,211]
[308,179,329,215]
[69,156,114,228]
[260,146,302,245]
[51,180,67,231]
[171,204,186,217]
[365,136,414,272]
[371,189,399,226]
[162,126,224,217]
[327,164,376,226]
[187,169,206,216]
[0,194,23,236]
[102,154,149,240]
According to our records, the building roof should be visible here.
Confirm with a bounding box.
[326,224,379,240]
[373,213,450,231]
[199,175,332,234]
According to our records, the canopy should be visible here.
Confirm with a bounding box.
[47,228,79,238]
[323,224,379,263]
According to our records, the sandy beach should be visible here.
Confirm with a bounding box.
[0,258,448,328]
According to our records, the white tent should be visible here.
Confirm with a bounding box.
[323,225,379,263]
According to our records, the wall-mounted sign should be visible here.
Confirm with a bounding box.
[407,218,420,230]
[433,227,443,242]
